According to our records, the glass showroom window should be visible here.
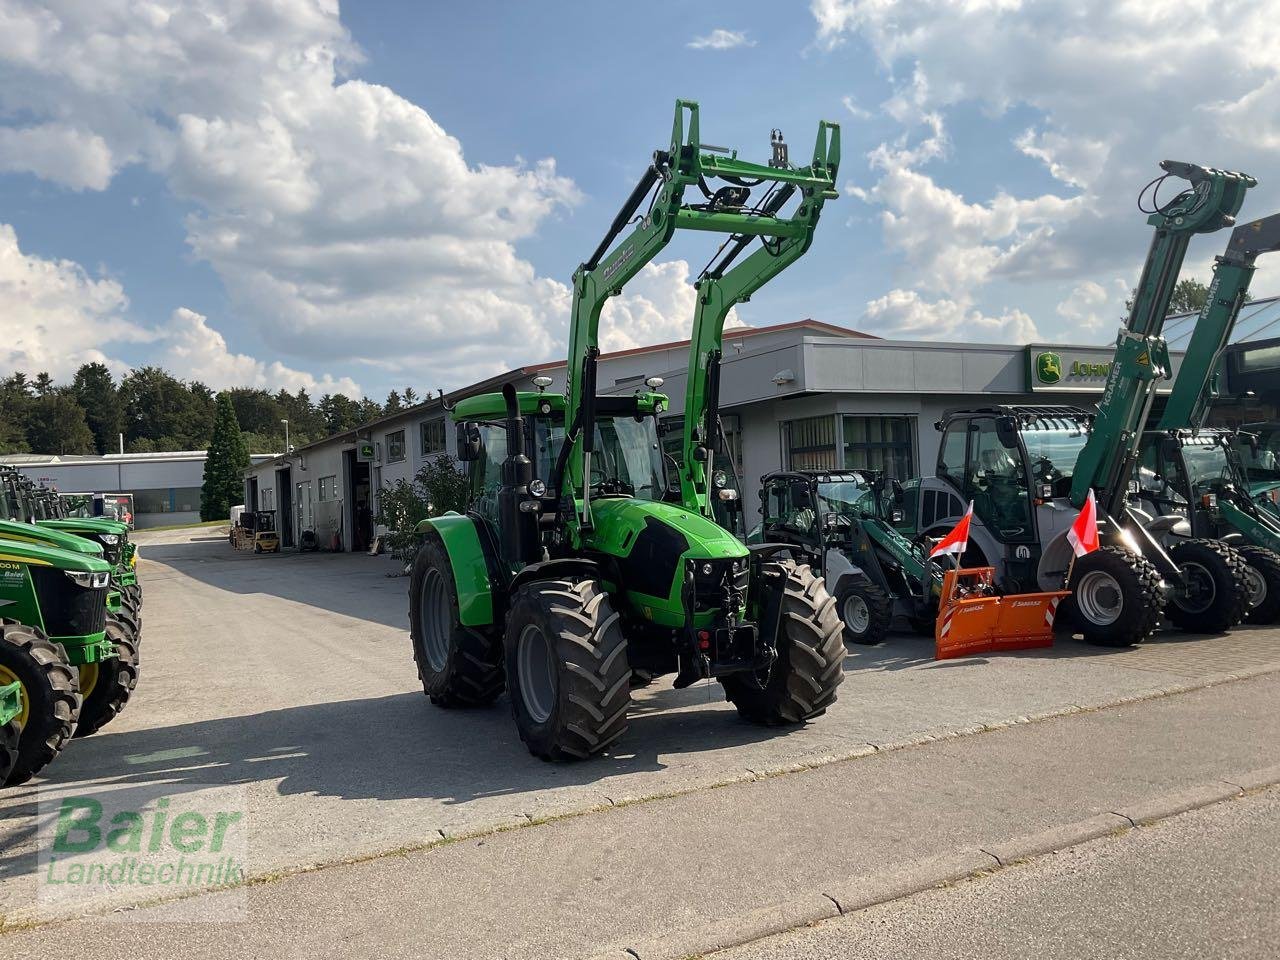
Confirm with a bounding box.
[783,415,838,471]
[841,415,915,479]
[386,430,406,463]
[421,418,446,457]
[318,476,339,501]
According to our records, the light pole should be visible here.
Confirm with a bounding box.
[281,419,290,454]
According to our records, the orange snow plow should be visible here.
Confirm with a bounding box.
[935,567,1071,660]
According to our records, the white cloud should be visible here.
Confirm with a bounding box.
[841,95,871,120]
[599,260,742,353]
[0,124,114,190]
[688,29,755,50]
[861,288,1040,343]
[0,0,590,391]
[1055,278,1130,334]
[811,0,1280,340]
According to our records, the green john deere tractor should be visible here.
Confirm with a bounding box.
[0,536,115,785]
[409,100,846,760]
[754,470,944,645]
[0,474,138,746]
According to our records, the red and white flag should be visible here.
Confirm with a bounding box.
[1067,488,1100,557]
[930,501,974,559]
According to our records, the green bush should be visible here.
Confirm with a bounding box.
[375,454,469,562]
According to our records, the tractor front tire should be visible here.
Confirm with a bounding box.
[834,576,892,645]
[74,619,139,738]
[504,579,631,762]
[1237,545,1280,624]
[408,538,504,707]
[723,560,844,725]
[1063,546,1164,647]
[1166,539,1250,634]
[0,622,81,787]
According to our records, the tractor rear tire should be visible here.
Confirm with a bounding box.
[73,619,139,738]
[1237,545,1280,624]
[0,715,18,785]
[834,576,892,645]
[0,622,81,787]
[1062,545,1164,647]
[723,560,844,725]
[1165,539,1250,634]
[408,537,504,707]
[504,579,631,762]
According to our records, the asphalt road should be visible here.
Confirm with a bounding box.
[715,785,1280,960]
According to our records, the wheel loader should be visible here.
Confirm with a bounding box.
[408,100,845,760]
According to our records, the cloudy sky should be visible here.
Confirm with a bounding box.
[2,0,1277,399]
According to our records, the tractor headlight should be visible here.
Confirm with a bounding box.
[529,479,547,497]
[701,562,714,576]
[99,533,119,545]
[712,470,727,488]
[66,570,110,590]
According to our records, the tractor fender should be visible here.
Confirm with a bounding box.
[509,558,602,593]
[417,514,498,628]
[822,548,868,594]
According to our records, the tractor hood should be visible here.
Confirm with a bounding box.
[0,519,105,558]
[589,498,747,561]
[0,535,112,573]
[40,518,129,538]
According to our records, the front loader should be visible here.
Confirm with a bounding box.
[1129,210,1280,622]
[408,101,845,760]
[906,162,1256,646]
[0,681,22,785]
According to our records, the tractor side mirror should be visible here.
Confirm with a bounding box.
[456,422,483,462]
[890,478,904,505]
[996,416,1020,450]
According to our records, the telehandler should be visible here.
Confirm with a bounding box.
[903,162,1256,646]
[409,101,845,760]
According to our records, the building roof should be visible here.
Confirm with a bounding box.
[1161,294,1280,348]
[2,451,277,467]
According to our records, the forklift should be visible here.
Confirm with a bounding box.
[904,162,1256,646]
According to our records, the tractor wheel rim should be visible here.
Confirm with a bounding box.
[843,595,871,634]
[78,662,99,698]
[1174,561,1216,614]
[517,623,557,725]
[0,664,28,730]
[1075,570,1123,626]
[421,568,450,672]
[1243,563,1266,610]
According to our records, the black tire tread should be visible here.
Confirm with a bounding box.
[1166,538,1250,633]
[835,575,893,645]
[73,619,139,738]
[1236,544,1280,624]
[1063,545,1164,647]
[723,560,844,724]
[1,621,81,786]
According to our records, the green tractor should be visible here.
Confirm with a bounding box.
[1236,422,1280,520]
[409,101,846,760]
[0,681,21,784]
[0,536,116,785]
[754,470,943,645]
[0,475,138,745]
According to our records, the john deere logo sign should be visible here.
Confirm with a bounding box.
[1035,352,1063,384]
[357,441,376,462]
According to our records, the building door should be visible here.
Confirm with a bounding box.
[276,467,293,548]
[295,480,313,537]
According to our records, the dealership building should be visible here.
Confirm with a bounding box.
[241,315,1272,552]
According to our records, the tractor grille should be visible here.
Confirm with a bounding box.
[691,560,748,612]
[30,569,107,637]
[91,535,122,566]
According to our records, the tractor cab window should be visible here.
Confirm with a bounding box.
[470,422,508,525]
[1133,439,1186,517]
[965,419,1032,541]
[816,479,877,518]
[937,421,967,487]
[589,416,665,502]
[762,476,819,542]
[1021,421,1089,498]
[1241,430,1280,481]
[1181,440,1232,493]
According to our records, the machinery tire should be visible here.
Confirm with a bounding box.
[1235,545,1280,625]
[1062,545,1164,647]
[113,601,142,646]
[0,715,18,786]
[1165,539,1250,634]
[0,622,81,787]
[907,614,937,637]
[629,669,657,689]
[722,560,844,725]
[504,579,631,762]
[834,576,892,645]
[408,537,504,707]
[73,619,139,738]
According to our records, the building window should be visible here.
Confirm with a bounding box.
[783,415,838,471]
[318,475,338,501]
[420,418,446,457]
[841,415,915,479]
[386,430,406,463]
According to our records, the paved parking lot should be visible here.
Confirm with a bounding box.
[3,527,1279,923]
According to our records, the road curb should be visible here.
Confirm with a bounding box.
[582,768,1280,960]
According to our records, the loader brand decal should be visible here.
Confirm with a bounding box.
[38,783,249,921]
[1035,352,1063,384]
[0,560,24,584]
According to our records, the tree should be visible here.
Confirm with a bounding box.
[402,386,418,406]
[385,389,402,413]
[0,374,33,453]
[356,396,383,424]
[374,455,468,563]
[25,391,95,455]
[33,372,54,396]
[1122,276,1251,321]
[71,362,122,454]
[121,366,214,450]
[200,393,250,521]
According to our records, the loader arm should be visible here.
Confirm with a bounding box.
[1157,211,1280,432]
[560,100,839,541]
[1069,162,1254,515]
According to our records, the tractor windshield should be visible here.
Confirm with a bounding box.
[1181,440,1233,491]
[816,479,877,517]
[591,417,665,501]
[1021,421,1089,494]
[1240,431,1280,481]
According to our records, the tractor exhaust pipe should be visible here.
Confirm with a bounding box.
[498,382,539,565]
